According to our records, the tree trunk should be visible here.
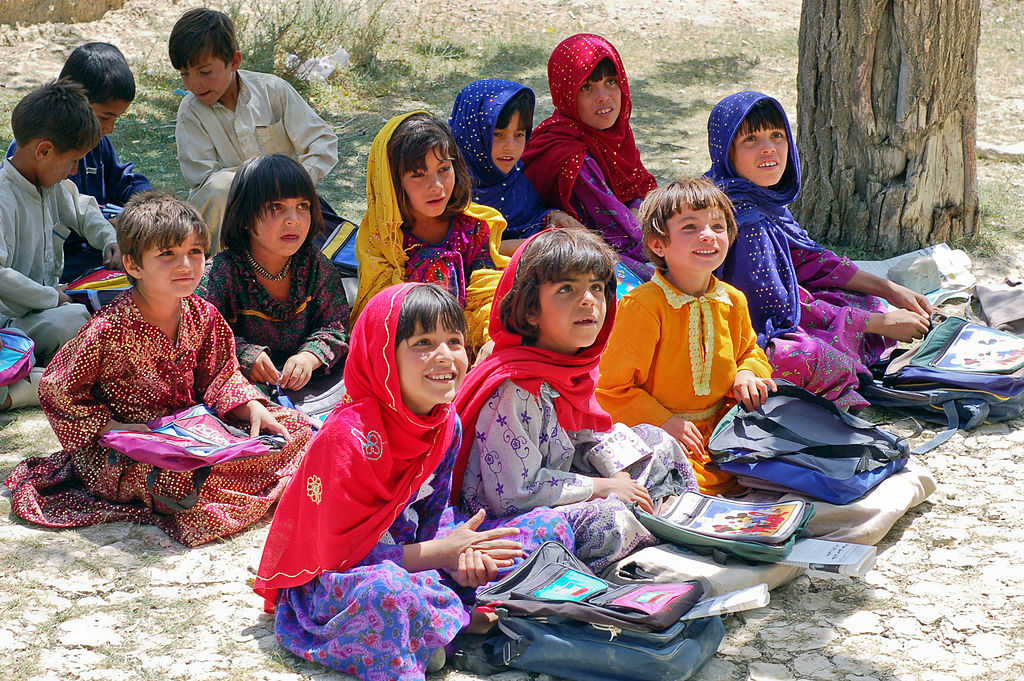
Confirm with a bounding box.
[794,0,980,254]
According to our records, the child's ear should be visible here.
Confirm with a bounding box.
[33,140,55,161]
[122,253,143,279]
[229,51,242,71]
[646,234,667,258]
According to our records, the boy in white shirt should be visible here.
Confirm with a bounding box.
[169,7,339,249]
[1,80,121,408]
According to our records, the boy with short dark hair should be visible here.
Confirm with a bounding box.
[8,42,154,281]
[0,80,121,379]
[169,7,338,248]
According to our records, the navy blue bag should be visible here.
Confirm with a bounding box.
[863,316,1024,453]
[708,381,910,504]
[481,612,725,681]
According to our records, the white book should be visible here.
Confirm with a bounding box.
[680,584,770,621]
[779,538,877,577]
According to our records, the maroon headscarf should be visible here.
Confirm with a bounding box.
[521,34,656,216]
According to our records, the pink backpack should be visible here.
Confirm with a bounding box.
[0,328,35,387]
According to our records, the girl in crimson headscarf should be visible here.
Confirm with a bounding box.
[254,283,571,680]
[522,34,657,281]
[451,228,698,573]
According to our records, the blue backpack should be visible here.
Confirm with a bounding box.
[708,381,909,504]
[863,316,1024,453]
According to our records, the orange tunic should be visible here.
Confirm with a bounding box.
[597,273,772,495]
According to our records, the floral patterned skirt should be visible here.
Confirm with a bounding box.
[769,286,893,410]
[274,508,573,681]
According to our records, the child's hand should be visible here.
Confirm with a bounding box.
[730,370,777,411]
[437,510,523,574]
[660,415,708,462]
[54,285,73,306]
[591,473,654,513]
[884,282,936,317]
[102,243,122,270]
[546,210,586,231]
[280,351,321,390]
[453,547,505,588]
[867,309,930,342]
[230,400,291,441]
[249,352,282,385]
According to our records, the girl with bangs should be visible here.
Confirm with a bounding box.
[352,112,509,354]
[198,154,350,392]
[706,92,934,409]
[449,79,583,255]
[255,283,571,680]
[452,228,698,572]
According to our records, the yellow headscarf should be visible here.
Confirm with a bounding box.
[352,111,510,351]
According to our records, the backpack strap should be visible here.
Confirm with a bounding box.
[910,398,989,454]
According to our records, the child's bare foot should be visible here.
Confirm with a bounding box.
[465,609,498,634]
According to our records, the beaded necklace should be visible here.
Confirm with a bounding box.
[245,249,292,282]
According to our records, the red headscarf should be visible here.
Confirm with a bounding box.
[521,33,656,216]
[254,283,458,612]
[450,231,615,503]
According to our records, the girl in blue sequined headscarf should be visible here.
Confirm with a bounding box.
[450,79,582,254]
[706,91,934,409]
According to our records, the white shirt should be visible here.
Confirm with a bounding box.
[175,69,338,188]
[0,160,117,317]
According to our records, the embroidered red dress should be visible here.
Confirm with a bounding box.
[4,292,313,546]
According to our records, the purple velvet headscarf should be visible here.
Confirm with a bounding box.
[449,79,550,239]
[705,91,824,342]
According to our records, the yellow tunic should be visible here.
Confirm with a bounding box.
[597,272,772,495]
[351,112,508,352]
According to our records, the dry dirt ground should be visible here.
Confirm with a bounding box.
[1,1,1023,681]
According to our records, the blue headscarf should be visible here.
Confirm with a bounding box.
[450,79,550,240]
[705,91,824,343]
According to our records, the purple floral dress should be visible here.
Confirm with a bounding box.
[273,421,573,681]
[402,213,495,308]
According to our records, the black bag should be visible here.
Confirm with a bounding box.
[476,541,703,632]
[455,541,724,681]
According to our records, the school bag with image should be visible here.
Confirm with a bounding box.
[633,491,814,563]
[64,267,132,314]
[99,405,285,511]
[452,541,724,681]
[707,380,910,504]
[862,316,1024,453]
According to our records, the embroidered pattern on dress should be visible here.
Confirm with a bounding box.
[351,428,384,460]
[306,475,323,505]
[653,274,732,396]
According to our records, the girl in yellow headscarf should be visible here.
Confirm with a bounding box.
[352,112,509,353]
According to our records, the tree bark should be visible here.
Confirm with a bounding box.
[794,0,980,253]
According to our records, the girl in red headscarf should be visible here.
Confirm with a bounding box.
[452,228,697,572]
[522,34,657,281]
[254,283,572,680]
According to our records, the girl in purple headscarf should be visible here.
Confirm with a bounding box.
[449,79,582,256]
[706,91,934,409]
